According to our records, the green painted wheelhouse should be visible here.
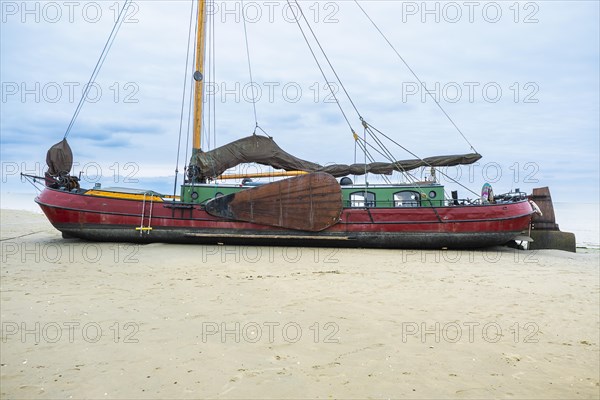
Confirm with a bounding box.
[181,181,445,208]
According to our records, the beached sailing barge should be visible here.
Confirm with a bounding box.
[31,0,535,248]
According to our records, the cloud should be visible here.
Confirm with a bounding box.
[1,0,598,203]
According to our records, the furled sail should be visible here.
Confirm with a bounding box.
[189,135,482,179]
[189,135,320,178]
[318,154,483,177]
[46,138,73,176]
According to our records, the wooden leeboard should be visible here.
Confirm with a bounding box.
[204,172,342,232]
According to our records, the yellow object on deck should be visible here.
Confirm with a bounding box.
[85,190,164,202]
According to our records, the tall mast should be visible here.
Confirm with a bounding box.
[193,0,207,150]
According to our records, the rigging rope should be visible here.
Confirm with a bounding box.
[63,0,131,139]
[289,0,439,190]
[354,137,392,185]
[362,119,416,183]
[353,0,478,153]
[285,0,355,135]
[241,0,259,131]
[365,126,416,182]
[288,0,454,191]
[366,121,480,197]
[183,1,200,177]
[292,0,362,120]
[173,0,197,196]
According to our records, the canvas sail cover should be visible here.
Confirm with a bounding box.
[46,138,73,176]
[189,135,482,179]
[189,136,321,177]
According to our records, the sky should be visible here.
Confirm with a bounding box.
[1,0,599,204]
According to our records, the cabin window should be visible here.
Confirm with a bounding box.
[350,191,376,208]
[394,191,421,207]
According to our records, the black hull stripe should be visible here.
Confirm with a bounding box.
[54,224,524,249]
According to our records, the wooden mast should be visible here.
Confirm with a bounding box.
[192,0,207,150]
[190,0,305,181]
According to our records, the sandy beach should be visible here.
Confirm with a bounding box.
[1,208,598,399]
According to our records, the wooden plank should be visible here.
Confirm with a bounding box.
[204,173,342,232]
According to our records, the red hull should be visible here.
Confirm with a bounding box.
[36,188,534,249]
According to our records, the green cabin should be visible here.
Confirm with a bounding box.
[181,180,445,208]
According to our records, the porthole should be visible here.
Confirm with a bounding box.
[429,190,437,199]
[191,191,199,200]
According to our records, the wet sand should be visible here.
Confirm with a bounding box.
[1,209,599,399]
